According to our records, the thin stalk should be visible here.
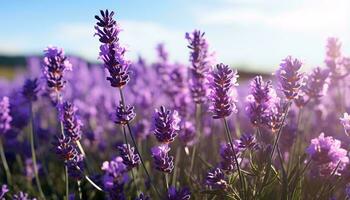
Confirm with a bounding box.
[85,175,103,191]
[76,141,86,157]
[190,104,201,173]
[223,118,245,199]
[29,103,46,200]
[119,88,162,198]
[172,147,181,186]
[270,101,291,159]
[57,98,69,200]
[65,167,69,200]
[78,181,82,200]
[0,137,11,185]
[164,174,169,190]
[122,126,137,191]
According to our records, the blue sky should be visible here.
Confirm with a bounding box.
[0,0,349,72]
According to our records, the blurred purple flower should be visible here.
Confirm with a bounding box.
[186,30,212,104]
[153,106,180,144]
[117,144,140,170]
[238,133,257,150]
[135,193,150,200]
[22,78,40,102]
[209,63,238,119]
[179,121,196,147]
[277,56,303,100]
[151,144,174,173]
[66,153,84,180]
[13,192,36,200]
[220,142,241,172]
[0,185,8,199]
[304,67,330,101]
[0,96,12,135]
[52,135,77,161]
[306,133,349,176]
[205,168,228,190]
[167,186,191,200]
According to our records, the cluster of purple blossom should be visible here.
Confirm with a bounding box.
[1,8,350,200]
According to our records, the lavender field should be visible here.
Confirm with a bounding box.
[1,5,350,200]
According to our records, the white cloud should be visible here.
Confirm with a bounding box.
[198,0,350,36]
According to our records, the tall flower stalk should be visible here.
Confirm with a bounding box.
[209,63,244,196]
[94,9,161,198]
[0,96,12,185]
[22,78,46,200]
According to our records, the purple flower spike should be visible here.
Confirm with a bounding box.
[186,30,212,104]
[118,144,140,170]
[60,101,83,142]
[167,186,191,200]
[179,121,196,147]
[346,184,350,198]
[22,78,40,102]
[114,101,136,125]
[151,144,174,173]
[277,56,303,100]
[66,153,85,180]
[42,46,72,104]
[0,185,9,199]
[246,76,278,126]
[52,135,77,161]
[95,10,131,88]
[306,133,349,176]
[220,142,241,172]
[153,106,180,144]
[0,96,12,135]
[205,168,228,190]
[209,63,238,119]
[13,191,36,200]
[239,133,257,150]
[304,67,330,100]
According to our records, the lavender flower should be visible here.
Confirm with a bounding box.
[60,101,83,142]
[246,76,278,126]
[277,56,303,100]
[22,78,40,102]
[66,153,84,180]
[151,144,174,173]
[304,67,330,100]
[179,121,196,147]
[346,183,350,198]
[0,96,12,135]
[205,168,228,190]
[306,133,349,176]
[133,119,150,140]
[238,133,257,150]
[167,186,191,200]
[52,135,77,161]
[186,30,212,104]
[114,101,136,125]
[101,157,128,199]
[0,185,8,199]
[153,106,180,143]
[117,144,140,170]
[340,112,350,136]
[42,46,72,104]
[13,192,36,200]
[95,10,131,88]
[209,63,238,119]
[220,142,241,172]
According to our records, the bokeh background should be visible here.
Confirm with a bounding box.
[0,0,350,77]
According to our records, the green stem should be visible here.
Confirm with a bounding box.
[223,118,245,199]
[65,166,69,200]
[78,181,82,200]
[119,88,162,198]
[29,103,46,200]
[164,174,169,190]
[0,137,11,185]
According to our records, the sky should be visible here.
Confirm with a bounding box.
[0,0,349,72]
